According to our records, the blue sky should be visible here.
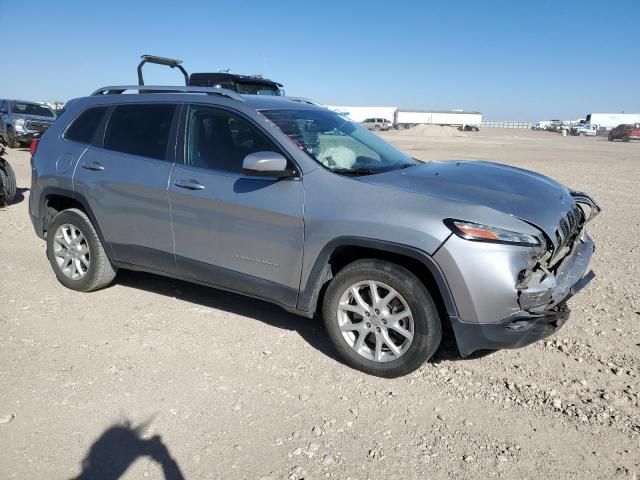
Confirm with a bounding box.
[1,0,638,120]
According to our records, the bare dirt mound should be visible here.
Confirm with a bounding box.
[396,124,467,137]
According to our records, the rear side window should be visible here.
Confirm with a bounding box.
[104,104,176,160]
[64,106,108,144]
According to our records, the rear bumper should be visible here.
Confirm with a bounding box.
[29,210,45,239]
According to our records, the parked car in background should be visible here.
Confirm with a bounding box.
[571,124,597,136]
[608,124,640,142]
[0,100,56,148]
[545,120,563,132]
[362,117,392,131]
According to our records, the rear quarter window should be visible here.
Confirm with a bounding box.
[64,106,109,144]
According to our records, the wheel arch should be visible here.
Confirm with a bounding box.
[297,237,458,321]
[39,187,115,260]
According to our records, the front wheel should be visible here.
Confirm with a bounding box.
[46,208,116,292]
[322,259,442,377]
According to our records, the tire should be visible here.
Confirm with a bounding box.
[374,125,381,131]
[608,136,613,141]
[0,159,16,205]
[6,126,18,149]
[623,134,630,142]
[46,208,116,292]
[322,259,442,377]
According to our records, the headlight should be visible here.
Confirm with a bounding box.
[444,219,541,246]
[14,119,25,129]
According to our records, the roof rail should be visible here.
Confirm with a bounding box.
[90,85,245,102]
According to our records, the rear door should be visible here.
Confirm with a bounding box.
[168,104,305,307]
[73,102,179,273]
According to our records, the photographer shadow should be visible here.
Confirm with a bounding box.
[71,420,184,480]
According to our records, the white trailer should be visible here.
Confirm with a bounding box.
[585,113,640,130]
[395,110,482,129]
[324,105,398,123]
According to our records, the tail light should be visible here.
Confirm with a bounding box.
[29,139,39,156]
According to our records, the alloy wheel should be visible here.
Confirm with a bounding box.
[52,223,90,280]
[337,280,414,362]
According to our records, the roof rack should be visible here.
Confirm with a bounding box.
[90,85,245,102]
[138,55,188,86]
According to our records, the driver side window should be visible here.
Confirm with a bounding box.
[185,105,278,174]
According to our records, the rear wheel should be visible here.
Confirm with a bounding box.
[322,259,442,377]
[0,159,16,205]
[623,134,630,142]
[46,208,116,292]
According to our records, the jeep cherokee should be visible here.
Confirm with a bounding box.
[29,84,600,377]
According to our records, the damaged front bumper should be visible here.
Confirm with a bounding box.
[449,240,595,357]
[435,211,597,357]
[518,232,594,313]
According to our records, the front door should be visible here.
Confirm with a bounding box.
[168,104,305,307]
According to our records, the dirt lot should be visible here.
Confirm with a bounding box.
[1,129,639,479]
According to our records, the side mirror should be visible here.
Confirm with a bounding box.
[242,151,293,178]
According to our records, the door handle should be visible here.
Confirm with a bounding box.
[82,161,105,171]
[174,179,205,190]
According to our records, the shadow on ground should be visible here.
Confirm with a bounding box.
[71,419,184,480]
[115,270,345,365]
[115,270,480,367]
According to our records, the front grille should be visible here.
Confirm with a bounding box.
[25,120,51,133]
[555,204,583,248]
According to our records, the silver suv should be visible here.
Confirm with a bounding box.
[0,99,56,148]
[29,84,600,377]
[362,117,392,131]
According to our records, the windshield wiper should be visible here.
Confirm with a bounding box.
[329,167,379,176]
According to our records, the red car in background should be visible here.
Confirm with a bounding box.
[608,123,640,142]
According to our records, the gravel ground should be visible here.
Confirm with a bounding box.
[1,129,639,479]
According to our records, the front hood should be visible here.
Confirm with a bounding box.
[362,161,575,245]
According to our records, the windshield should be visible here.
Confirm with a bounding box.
[11,102,55,118]
[260,109,415,174]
